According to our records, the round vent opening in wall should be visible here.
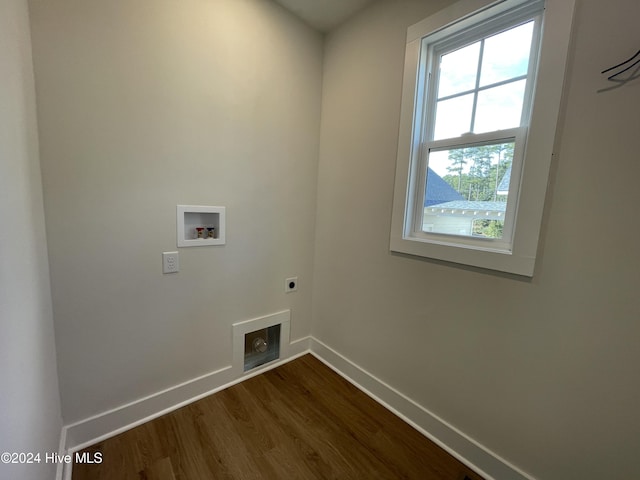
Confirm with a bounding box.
[252,337,268,353]
[243,324,282,372]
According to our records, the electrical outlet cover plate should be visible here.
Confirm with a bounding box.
[162,251,179,274]
[285,277,298,293]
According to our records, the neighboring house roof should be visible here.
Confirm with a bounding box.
[424,168,465,206]
[496,166,511,196]
[427,200,507,212]
[425,200,507,222]
[424,169,506,218]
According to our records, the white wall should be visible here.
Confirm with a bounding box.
[313,0,640,479]
[0,0,62,478]
[28,0,323,423]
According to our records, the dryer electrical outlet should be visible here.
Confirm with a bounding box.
[285,277,298,293]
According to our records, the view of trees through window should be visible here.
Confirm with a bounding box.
[425,141,514,238]
[472,218,504,238]
[441,142,513,202]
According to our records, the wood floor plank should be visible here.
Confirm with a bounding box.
[139,457,177,480]
[73,354,485,480]
[259,368,400,478]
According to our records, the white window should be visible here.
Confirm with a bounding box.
[390,0,575,276]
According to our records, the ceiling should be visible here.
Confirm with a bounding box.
[272,0,376,32]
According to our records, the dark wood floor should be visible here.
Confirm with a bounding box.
[73,354,484,480]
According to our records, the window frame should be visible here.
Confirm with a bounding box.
[390,0,575,276]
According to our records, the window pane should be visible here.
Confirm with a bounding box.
[474,79,526,133]
[438,42,481,98]
[433,94,473,140]
[423,142,514,239]
[480,22,534,87]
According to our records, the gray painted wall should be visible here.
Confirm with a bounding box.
[0,0,62,478]
[313,0,640,479]
[29,0,323,423]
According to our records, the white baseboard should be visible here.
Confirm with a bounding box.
[57,334,530,480]
[309,337,535,480]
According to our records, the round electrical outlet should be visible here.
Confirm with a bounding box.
[285,276,298,293]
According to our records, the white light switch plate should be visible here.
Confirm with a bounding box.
[162,251,179,274]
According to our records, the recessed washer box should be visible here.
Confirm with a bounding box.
[177,205,225,247]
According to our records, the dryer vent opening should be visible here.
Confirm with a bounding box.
[244,324,281,372]
[232,310,290,374]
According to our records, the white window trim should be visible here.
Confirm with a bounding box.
[390,0,575,276]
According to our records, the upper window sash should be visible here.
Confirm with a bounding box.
[421,2,544,144]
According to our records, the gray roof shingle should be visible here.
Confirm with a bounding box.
[424,168,465,206]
